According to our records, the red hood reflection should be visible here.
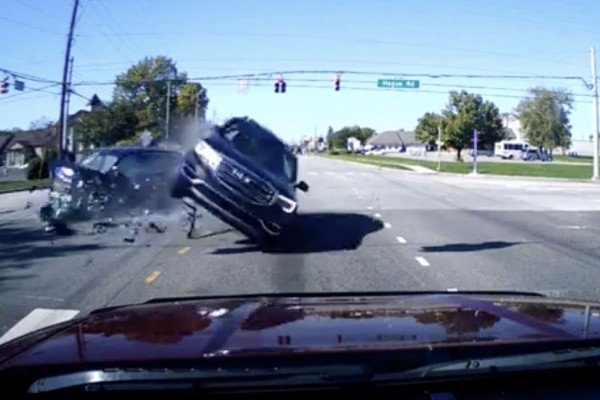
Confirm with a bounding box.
[1,294,599,368]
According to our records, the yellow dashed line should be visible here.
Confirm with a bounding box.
[144,271,161,285]
[178,246,191,255]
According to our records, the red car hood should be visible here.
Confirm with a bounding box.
[2,293,600,368]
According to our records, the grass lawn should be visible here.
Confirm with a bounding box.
[0,179,50,193]
[326,154,593,180]
[553,154,592,164]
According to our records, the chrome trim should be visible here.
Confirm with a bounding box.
[276,194,297,213]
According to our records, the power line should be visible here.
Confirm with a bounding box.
[202,81,594,104]
[0,15,63,35]
[0,92,59,105]
[69,69,594,87]
[12,0,62,20]
[93,0,140,56]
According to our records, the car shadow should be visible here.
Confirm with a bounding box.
[420,241,522,253]
[212,212,384,254]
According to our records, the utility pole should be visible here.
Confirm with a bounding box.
[58,0,79,160]
[165,80,171,139]
[436,125,442,172]
[471,129,479,175]
[591,47,599,180]
[62,57,74,153]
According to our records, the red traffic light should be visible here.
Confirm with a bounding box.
[333,74,340,91]
[274,76,286,93]
[0,76,9,94]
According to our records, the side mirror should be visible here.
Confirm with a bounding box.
[295,181,309,192]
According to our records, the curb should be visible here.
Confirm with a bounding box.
[0,185,50,195]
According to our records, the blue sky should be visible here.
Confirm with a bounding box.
[1,0,599,141]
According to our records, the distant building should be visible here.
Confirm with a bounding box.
[0,94,104,167]
[501,113,524,140]
[366,129,421,148]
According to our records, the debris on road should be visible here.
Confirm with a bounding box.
[24,201,32,210]
[147,220,167,233]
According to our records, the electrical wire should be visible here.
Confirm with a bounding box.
[0,15,63,35]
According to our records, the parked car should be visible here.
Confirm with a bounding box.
[521,148,553,162]
[171,117,309,244]
[40,147,183,232]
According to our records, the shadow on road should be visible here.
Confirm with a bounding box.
[212,212,383,255]
[420,241,521,253]
[0,223,106,289]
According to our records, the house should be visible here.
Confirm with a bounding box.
[0,94,104,167]
[366,129,422,149]
[0,127,58,167]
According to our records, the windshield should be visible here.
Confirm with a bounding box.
[79,152,119,174]
[2,0,600,383]
[221,128,297,182]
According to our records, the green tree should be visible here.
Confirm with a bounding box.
[326,126,334,148]
[328,125,375,149]
[415,112,442,147]
[176,82,209,118]
[75,101,139,147]
[516,88,573,151]
[442,90,506,160]
[114,56,187,134]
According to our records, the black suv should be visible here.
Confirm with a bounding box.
[41,147,182,232]
[171,117,309,243]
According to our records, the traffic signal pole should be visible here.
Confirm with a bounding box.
[591,47,599,180]
[57,0,79,160]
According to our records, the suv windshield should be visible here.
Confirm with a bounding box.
[221,127,297,182]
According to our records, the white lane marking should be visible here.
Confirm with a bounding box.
[384,222,392,229]
[373,213,381,218]
[415,256,430,267]
[367,206,374,210]
[0,308,80,345]
[396,236,407,244]
[307,172,317,175]
[558,225,586,230]
[447,288,459,292]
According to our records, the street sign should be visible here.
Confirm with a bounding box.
[377,79,420,89]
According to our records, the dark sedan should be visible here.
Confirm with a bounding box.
[41,147,182,232]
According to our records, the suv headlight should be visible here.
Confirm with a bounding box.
[194,140,222,169]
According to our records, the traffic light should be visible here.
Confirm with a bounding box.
[274,76,286,93]
[0,76,9,94]
[333,73,340,91]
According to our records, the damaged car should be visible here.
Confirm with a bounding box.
[171,117,309,243]
[41,147,183,232]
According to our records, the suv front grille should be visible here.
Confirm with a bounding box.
[216,160,275,205]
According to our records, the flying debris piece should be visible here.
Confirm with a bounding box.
[147,220,167,233]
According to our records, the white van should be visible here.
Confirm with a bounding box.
[494,140,529,159]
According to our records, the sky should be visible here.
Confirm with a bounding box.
[1,0,599,141]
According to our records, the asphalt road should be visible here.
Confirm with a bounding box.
[2,155,600,339]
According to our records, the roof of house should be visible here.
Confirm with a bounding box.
[367,130,420,146]
[0,127,57,153]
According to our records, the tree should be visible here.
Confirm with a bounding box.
[516,88,573,151]
[114,56,188,135]
[326,126,334,149]
[328,125,375,149]
[75,101,139,147]
[415,112,442,147]
[176,82,209,118]
[442,91,506,160]
[29,116,54,130]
